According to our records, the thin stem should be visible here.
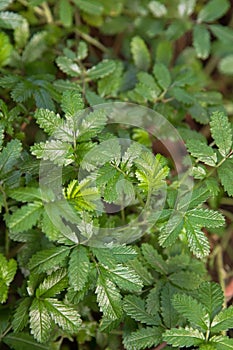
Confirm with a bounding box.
[0,183,10,256]
[41,2,53,23]
[75,29,109,53]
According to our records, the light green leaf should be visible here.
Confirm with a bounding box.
[185,218,210,258]
[0,254,17,303]
[187,139,217,166]
[44,298,81,333]
[187,208,225,228]
[163,327,205,347]
[8,187,43,203]
[210,111,232,157]
[12,298,31,333]
[131,36,151,71]
[218,159,233,196]
[3,332,50,350]
[197,0,230,23]
[211,307,233,332]
[61,90,84,117]
[178,0,196,16]
[141,243,167,274]
[211,335,233,350]
[126,259,153,286]
[148,1,167,17]
[29,299,51,343]
[34,109,62,135]
[56,56,81,77]
[73,0,103,15]
[153,63,171,90]
[123,295,160,325]
[95,275,122,320]
[209,25,233,43]
[28,246,70,273]
[36,268,68,298]
[173,294,209,330]
[219,55,233,76]
[0,11,24,29]
[193,24,210,59]
[0,0,13,11]
[31,140,73,166]
[22,32,47,63]
[0,139,22,176]
[197,282,224,320]
[68,246,90,291]
[98,61,123,97]
[123,326,162,350]
[87,59,116,80]
[8,202,43,233]
[59,0,73,27]
[0,31,12,67]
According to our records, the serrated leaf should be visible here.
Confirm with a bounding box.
[109,245,137,263]
[210,111,232,157]
[98,61,123,97]
[219,55,233,76]
[87,59,116,80]
[101,264,143,292]
[123,326,162,350]
[187,209,225,228]
[0,254,17,303]
[169,271,202,290]
[36,268,68,298]
[59,0,73,27]
[153,63,171,90]
[73,0,103,15]
[8,187,43,203]
[29,299,51,343]
[123,295,160,326]
[146,283,162,316]
[44,298,81,333]
[185,218,210,258]
[22,32,47,63]
[95,275,122,320]
[163,327,205,347]
[211,307,233,332]
[193,24,210,59]
[12,298,31,333]
[187,139,217,166]
[159,215,184,247]
[34,109,62,135]
[217,159,233,196]
[127,258,153,285]
[197,282,224,320]
[8,202,43,233]
[160,283,179,328]
[3,332,50,350]
[198,0,230,23]
[0,11,24,29]
[141,243,167,274]
[131,36,151,71]
[211,335,233,350]
[0,139,22,176]
[148,1,167,17]
[78,109,107,141]
[61,90,84,117]
[56,56,81,77]
[209,25,233,43]
[0,0,13,11]
[28,246,70,273]
[173,294,209,330]
[169,87,194,104]
[31,140,73,166]
[68,246,90,292]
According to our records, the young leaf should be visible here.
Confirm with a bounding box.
[123,295,160,326]
[12,298,31,333]
[211,307,233,333]
[95,275,122,320]
[36,268,68,298]
[186,139,217,166]
[217,159,233,196]
[61,90,84,117]
[86,60,116,80]
[193,24,210,59]
[3,332,50,350]
[29,299,51,343]
[172,294,209,330]
[197,0,230,23]
[56,56,81,77]
[210,111,232,157]
[197,282,224,320]
[34,109,62,135]
[28,246,70,273]
[141,243,168,275]
[185,219,210,258]
[44,298,81,333]
[7,202,43,233]
[163,327,205,347]
[123,326,162,350]
[187,209,225,228]
[68,246,90,292]
[131,36,151,71]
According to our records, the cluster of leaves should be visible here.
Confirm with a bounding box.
[0,0,233,350]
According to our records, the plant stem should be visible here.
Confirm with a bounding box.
[0,183,10,256]
[75,29,109,53]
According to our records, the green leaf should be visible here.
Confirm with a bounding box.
[8,187,43,203]
[36,268,68,298]
[148,1,167,17]
[0,0,13,11]
[3,332,50,350]
[163,327,205,347]
[34,109,62,135]
[198,0,230,23]
[44,298,81,333]
[61,90,84,117]
[31,140,73,166]
[0,31,12,67]
[218,159,233,196]
[169,87,194,104]
[95,275,122,320]
[22,32,47,63]
[29,299,51,343]
[141,243,167,274]
[169,271,202,290]
[184,218,210,258]
[73,0,103,15]
[211,336,233,350]
[59,0,73,27]
[0,254,17,303]
[8,202,43,233]
[123,295,160,326]
[101,264,143,292]
[193,24,210,59]
[219,55,233,76]
[68,246,90,292]
[186,139,217,166]
[12,298,31,333]
[123,326,162,350]
[197,282,224,320]
[187,209,225,228]
[178,0,196,16]
[131,36,151,71]
[153,63,171,90]
[56,56,81,77]
[127,259,153,286]
[109,245,137,263]
[211,307,233,332]
[209,25,233,43]
[86,59,116,79]
[98,61,123,97]
[160,283,179,328]
[146,283,162,316]
[173,294,209,330]
[0,139,22,176]
[210,112,232,157]
[0,11,24,29]
[28,246,70,273]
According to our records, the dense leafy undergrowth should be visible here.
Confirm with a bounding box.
[0,0,233,349]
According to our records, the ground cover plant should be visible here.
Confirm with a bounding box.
[0,0,233,349]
